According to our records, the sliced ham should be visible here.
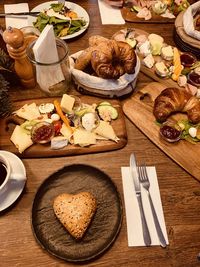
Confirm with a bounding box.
[136,7,152,20]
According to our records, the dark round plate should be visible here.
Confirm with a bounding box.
[31,164,123,263]
[173,29,200,60]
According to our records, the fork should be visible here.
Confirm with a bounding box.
[137,162,167,248]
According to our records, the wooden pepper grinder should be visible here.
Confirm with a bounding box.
[3,26,36,88]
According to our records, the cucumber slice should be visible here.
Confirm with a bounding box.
[97,101,112,107]
[131,5,141,13]
[97,105,118,120]
[125,38,137,48]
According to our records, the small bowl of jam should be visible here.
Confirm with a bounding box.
[159,121,182,143]
[180,52,197,68]
[31,121,55,144]
[187,71,200,87]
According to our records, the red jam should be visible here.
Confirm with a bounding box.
[160,125,181,142]
[31,122,55,144]
[188,71,200,87]
[180,53,197,67]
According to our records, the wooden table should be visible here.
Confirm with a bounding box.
[1,1,200,267]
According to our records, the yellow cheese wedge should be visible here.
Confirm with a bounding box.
[10,125,33,153]
[13,103,41,121]
[73,128,97,146]
[93,120,119,142]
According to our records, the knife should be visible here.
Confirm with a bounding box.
[130,153,151,246]
[0,12,40,17]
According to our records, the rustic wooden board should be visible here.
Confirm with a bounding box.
[0,95,127,158]
[140,63,181,89]
[121,6,175,24]
[123,82,200,182]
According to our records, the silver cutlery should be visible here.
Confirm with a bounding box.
[130,153,151,246]
[0,12,40,17]
[137,162,167,248]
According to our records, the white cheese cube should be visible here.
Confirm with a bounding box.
[51,136,68,150]
[143,54,155,68]
[138,40,151,56]
[60,94,75,113]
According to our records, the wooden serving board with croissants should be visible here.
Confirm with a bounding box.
[0,96,127,158]
[123,82,200,182]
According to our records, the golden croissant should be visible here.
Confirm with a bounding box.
[153,87,200,124]
[74,36,137,79]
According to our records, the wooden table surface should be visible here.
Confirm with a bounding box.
[1,1,200,267]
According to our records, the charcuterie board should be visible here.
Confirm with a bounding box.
[123,82,200,182]
[121,6,175,24]
[113,28,183,90]
[0,95,127,158]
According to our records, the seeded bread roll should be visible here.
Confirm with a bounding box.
[53,192,97,239]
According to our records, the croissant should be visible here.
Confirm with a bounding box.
[91,40,137,79]
[153,87,200,124]
[74,36,137,79]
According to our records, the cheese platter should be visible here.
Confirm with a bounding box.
[112,28,200,94]
[123,82,200,182]
[0,95,127,158]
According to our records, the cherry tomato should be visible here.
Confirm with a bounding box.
[53,121,62,136]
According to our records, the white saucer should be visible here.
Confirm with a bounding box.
[0,150,26,212]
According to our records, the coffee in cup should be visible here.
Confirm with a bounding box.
[0,155,12,191]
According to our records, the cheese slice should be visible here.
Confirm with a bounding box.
[60,123,73,140]
[13,103,41,120]
[10,125,33,153]
[73,128,96,146]
[93,120,119,142]
[60,94,75,113]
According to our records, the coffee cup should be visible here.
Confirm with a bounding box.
[0,154,11,191]
[0,154,25,192]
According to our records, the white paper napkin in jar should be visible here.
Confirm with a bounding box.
[33,24,65,93]
[121,166,169,247]
[98,0,125,25]
[4,3,29,29]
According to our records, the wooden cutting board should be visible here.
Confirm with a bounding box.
[0,95,127,158]
[123,82,200,182]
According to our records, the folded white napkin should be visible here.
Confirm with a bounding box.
[33,25,65,93]
[98,0,125,25]
[4,3,29,29]
[121,166,169,247]
[183,1,200,41]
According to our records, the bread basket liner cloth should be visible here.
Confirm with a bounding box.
[69,51,140,91]
[183,1,200,41]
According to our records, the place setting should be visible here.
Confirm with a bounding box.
[4,1,90,40]
[121,153,168,247]
[0,150,26,212]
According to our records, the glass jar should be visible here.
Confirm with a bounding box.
[26,38,71,96]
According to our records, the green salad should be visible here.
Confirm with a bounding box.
[33,3,86,37]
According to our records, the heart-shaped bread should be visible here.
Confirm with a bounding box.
[53,192,97,239]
